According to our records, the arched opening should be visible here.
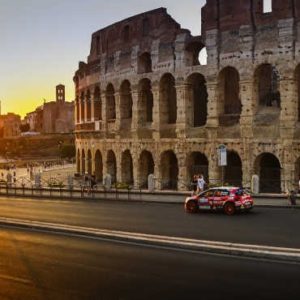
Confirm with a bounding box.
[120,80,133,129]
[107,150,117,184]
[160,151,178,190]
[187,73,208,127]
[87,149,92,175]
[255,64,280,109]
[121,150,133,185]
[186,152,209,184]
[81,149,86,174]
[185,40,204,66]
[218,67,241,126]
[139,150,154,189]
[86,90,91,121]
[106,84,116,120]
[138,52,152,74]
[94,86,102,121]
[95,150,103,182]
[138,79,153,126]
[255,153,281,193]
[159,74,177,124]
[199,47,208,66]
[80,92,85,122]
[77,149,80,173]
[224,151,243,187]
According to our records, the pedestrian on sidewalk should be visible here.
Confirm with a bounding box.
[191,174,198,195]
[197,174,206,193]
[287,190,297,207]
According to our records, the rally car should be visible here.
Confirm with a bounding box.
[184,187,254,216]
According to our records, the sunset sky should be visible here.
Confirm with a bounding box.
[0,0,206,117]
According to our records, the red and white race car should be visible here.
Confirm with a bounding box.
[184,187,254,216]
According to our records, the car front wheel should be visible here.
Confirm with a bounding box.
[185,200,198,214]
[224,202,236,216]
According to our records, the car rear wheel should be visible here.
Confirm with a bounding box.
[224,202,236,216]
[185,200,198,214]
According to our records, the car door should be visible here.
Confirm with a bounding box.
[212,189,229,209]
[198,189,213,210]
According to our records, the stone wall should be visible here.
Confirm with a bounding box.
[74,2,300,193]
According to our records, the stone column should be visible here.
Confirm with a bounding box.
[175,83,189,138]
[152,85,160,140]
[280,78,296,139]
[115,92,121,131]
[101,91,107,132]
[116,150,122,183]
[240,79,254,138]
[206,82,219,139]
[131,90,139,132]
[91,91,95,122]
[132,153,139,189]
[208,145,220,185]
[177,152,188,191]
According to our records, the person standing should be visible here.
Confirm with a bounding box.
[197,174,206,193]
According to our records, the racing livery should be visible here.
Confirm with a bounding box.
[184,187,254,216]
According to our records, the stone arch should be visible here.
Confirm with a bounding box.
[76,149,80,173]
[138,52,152,74]
[138,78,153,125]
[106,84,116,120]
[186,152,209,183]
[159,73,177,124]
[107,150,117,184]
[81,149,86,174]
[80,92,85,122]
[87,149,92,175]
[86,90,91,121]
[138,150,155,189]
[294,157,300,187]
[254,64,281,109]
[121,150,134,185]
[185,40,204,66]
[160,150,178,190]
[218,67,241,125]
[295,65,300,122]
[186,73,208,127]
[94,86,102,121]
[120,80,133,128]
[95,150,103,182]
[254,153,281,193]
[224,151,243,187]
[199,47,207,66]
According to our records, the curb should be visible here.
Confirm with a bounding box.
[0,217,300,263]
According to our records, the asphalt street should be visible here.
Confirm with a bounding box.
[0,196,299,248]
[0,228,300,300]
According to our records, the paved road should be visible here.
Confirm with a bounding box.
[0,228,299,300]
[0,196,300,248]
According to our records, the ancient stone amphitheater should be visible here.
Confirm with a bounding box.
[74,0,300,193]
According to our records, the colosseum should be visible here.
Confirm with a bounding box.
[74,0,300,193]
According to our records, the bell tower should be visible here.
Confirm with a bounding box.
[56,84,65,103]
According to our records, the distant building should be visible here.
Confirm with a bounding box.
[24,85,74,134]
[0,113,21,138]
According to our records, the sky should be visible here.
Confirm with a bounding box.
[0,0,206,118]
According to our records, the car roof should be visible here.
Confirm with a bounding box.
[209,187,239,191]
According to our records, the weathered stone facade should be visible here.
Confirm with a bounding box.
[74,2,300,193]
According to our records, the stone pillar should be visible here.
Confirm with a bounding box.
[280,78,296,139]
[131,90,139,132]
[208,146,220,185]
[152,85,160,140]
[116,151,122,183]
[91,91,95,122]
[240,80,254,138]
[178,153,188,191]
[84,100,87,123]
[101,91,108,132]
[206,82,219,139]
[115,92,121,131]
[175,83,189,138]
[154,153,162,190]
[132,154,139,188]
